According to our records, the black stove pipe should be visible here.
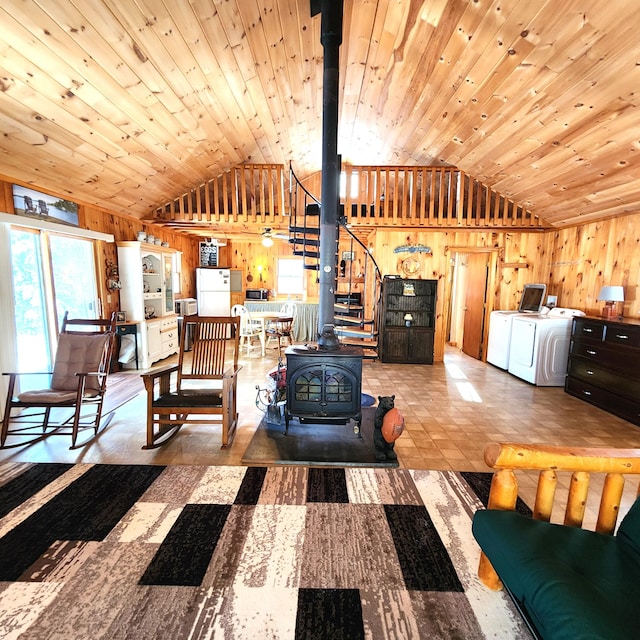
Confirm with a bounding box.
[313,0,343,349]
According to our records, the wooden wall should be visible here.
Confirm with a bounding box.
[0,179,201,321]
[3,176,640,365]
[369,217,640,362]
[545,217,640,317]
[370,229,549,362]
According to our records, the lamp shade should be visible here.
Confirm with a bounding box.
[598,285,624,302]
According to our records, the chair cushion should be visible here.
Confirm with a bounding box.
[617,494,640,557]
[472,508,640,640]
[17,389,83,403]
[154,391,223,408]
[51,333,109,393]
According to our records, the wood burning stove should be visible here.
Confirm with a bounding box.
[282,2,364,436]
[285,344,363,431]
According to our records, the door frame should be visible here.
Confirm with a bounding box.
[444,246,500,362]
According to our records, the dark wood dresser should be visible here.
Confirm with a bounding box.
[565,316,640,426]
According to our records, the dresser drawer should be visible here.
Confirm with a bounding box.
[569,341,638,377]
[604,323,640,348]
[566,377,640,426]
[568,359,640,400]
[160,327,177,340]
[161,335,178,352]
[161,316,177,331]
[572,318,605,341]
[117,323,138,337]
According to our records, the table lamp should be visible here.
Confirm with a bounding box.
[598,285,624,318]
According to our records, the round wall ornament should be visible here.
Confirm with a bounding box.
[400,256,421,277]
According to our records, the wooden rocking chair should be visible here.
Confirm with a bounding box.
[141,315,241,449]
[1,311,117,449]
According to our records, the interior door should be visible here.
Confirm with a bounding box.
[462,252,490,359]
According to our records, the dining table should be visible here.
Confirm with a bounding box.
[244,301,319,343]
[248,310,295,355]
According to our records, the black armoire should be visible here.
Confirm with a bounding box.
[380,276,437,364]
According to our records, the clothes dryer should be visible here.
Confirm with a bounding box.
[507,308,585,386]
[486,310,525,369]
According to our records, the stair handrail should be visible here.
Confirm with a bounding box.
[289,163,320,207]
[289,163,383,348]
[338,215,383,337]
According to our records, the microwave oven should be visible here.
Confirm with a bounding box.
[245,288,269,300]
[175,298,198,315]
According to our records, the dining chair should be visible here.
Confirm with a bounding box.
[231,304,265,356]
[266,302,297,356]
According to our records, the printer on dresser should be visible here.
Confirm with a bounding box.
[565,316,640,426]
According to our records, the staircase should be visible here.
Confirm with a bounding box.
[289,166,382,359]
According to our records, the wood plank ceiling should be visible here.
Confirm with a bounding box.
[0,0,639,234]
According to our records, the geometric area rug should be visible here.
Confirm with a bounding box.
[0,463,533,639]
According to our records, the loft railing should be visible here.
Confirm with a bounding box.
[151,164,287,224]
[150,163,547,230]
[338,165,545,228]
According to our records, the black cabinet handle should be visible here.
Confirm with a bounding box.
[582,328,593,333]
[586,349,597,355]
[615,334,629,340]
[582,390,592,396]
[586,370,594,375]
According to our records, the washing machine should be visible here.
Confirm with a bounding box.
[487,310,527,369]
[507,308,585,386]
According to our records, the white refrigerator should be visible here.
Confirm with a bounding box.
[196,268,241,316]
[197,268,230,315]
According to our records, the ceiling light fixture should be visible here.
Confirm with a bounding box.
[261,228,275,247]
[203,237,227,247]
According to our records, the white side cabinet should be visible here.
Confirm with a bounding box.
[116,241,179,369]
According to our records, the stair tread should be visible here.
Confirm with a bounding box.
[334,326,377,339]
[290,237,320,246]
[334,302,364,311]
[289,226,320,235]
[333,316,362,326]
[340,336,378,349]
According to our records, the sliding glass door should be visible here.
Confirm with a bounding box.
[10,229,50,382]
[49,234,99,329]
[9,227,98,388]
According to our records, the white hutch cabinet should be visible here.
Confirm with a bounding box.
[116,241,179,369]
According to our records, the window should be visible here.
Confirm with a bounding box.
[340,171,359,199]
[9,228,98,386]
[277,258,304,296]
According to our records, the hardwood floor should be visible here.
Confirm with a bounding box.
[2,345,640,524]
